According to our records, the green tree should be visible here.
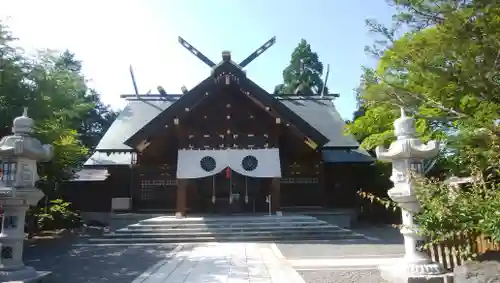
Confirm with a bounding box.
[346,1,499,174]
[0,23,118,231]
[54,50,118,150]
[0,23,116,186]
[274,39,331,96]
[350,1,500,250]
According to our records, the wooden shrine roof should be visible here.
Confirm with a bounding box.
[85,95,368,166]
[124,61,329,149]
[278,97,359,148]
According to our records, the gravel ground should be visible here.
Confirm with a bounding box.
[298,268,385,283]
[278,223,403,283]
[23,238,182,283]
[278,223,405,259]
[279,241,404,259]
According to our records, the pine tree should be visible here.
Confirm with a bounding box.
[274,39,330,96]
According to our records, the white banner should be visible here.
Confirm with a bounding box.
[227,148,281,178]
[177,149,228,179]
[176,148,281,179]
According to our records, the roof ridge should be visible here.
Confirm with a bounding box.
[275,95,338,100]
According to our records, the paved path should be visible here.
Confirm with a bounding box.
[24,240,180,283]
[133,243,305,283]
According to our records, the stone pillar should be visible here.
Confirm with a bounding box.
[0,108,53,282]
[1,205,28,269]
[176,179,187,218]
[375,108,446,283]
[271,178,281,216]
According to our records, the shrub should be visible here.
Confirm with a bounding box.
[358,125,500,247]
[34,199,83,231]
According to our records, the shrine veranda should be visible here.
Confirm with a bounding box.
[65,38,374,217]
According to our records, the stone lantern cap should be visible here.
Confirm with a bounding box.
[375,108,439,161]
[0,108,53,162]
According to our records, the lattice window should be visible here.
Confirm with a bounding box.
[139,180,177,201]
[410,160,424,174]
[0,160,16,185]
[280,177,318,184]
[3,216,17,229]
[1,246,12,259]
[140,179,176,189]
[131,152,138,164]
[140,189,152,200]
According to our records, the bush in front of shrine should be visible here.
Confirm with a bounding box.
[31,199,83,231]
[359,126,500,256]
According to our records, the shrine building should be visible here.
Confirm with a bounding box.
[68,37,374,218]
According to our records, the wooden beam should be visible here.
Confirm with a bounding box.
[176,179,188,218]
[271,178,281,214]
[136,139,151,152]
[242,89,314,145]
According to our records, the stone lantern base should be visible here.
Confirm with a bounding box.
[379,262,453,283]
[0,266,51,283]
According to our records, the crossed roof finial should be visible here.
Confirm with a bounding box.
[178,36,276,69]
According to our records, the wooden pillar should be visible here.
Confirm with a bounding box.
[176,179,188,218]
[271,178,281,215]
[272,117,282,215]
[319,161,327,208]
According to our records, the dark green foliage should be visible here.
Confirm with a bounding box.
[0,23,116,231]
[354,0,500,247]
[274,39,330,96]
[0,23,116,183]
[33,199,83,231]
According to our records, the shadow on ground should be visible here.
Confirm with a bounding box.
[24,237,180,283]
[25,241,270,282]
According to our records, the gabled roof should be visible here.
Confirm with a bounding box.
[125,61,329,149]
[94,96,180,151]
[277,97,359,148]
[84,151,133,166]
[85,96,362,166]
[322,149,374,163]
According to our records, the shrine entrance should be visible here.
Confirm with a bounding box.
[201,169,263,214]
[177,148,281,215]
[192,170,274,215]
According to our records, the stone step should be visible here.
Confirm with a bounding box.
[104,228,357,238]
[138,215,315,225]
[87,232,365,244]
[117,224,339,234]
[126,220,329,230]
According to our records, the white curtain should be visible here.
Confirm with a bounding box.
[177,149,228,179]
[176,148,282,179]
[227,148,281,178]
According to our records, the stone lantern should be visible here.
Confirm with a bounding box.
[0,108,53,282]
[375,109,448,283]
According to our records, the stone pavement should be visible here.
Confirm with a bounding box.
[133,242,306,283]
[24,240,180,283]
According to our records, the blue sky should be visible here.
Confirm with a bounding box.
[0,0,395,119]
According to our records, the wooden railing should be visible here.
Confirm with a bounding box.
[426,234,500,270]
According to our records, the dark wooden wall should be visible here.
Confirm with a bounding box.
[280,151,322,207]
[60,166,131,212]
[322,163,358,208]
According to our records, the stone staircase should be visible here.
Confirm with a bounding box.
[84,214,365,244]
